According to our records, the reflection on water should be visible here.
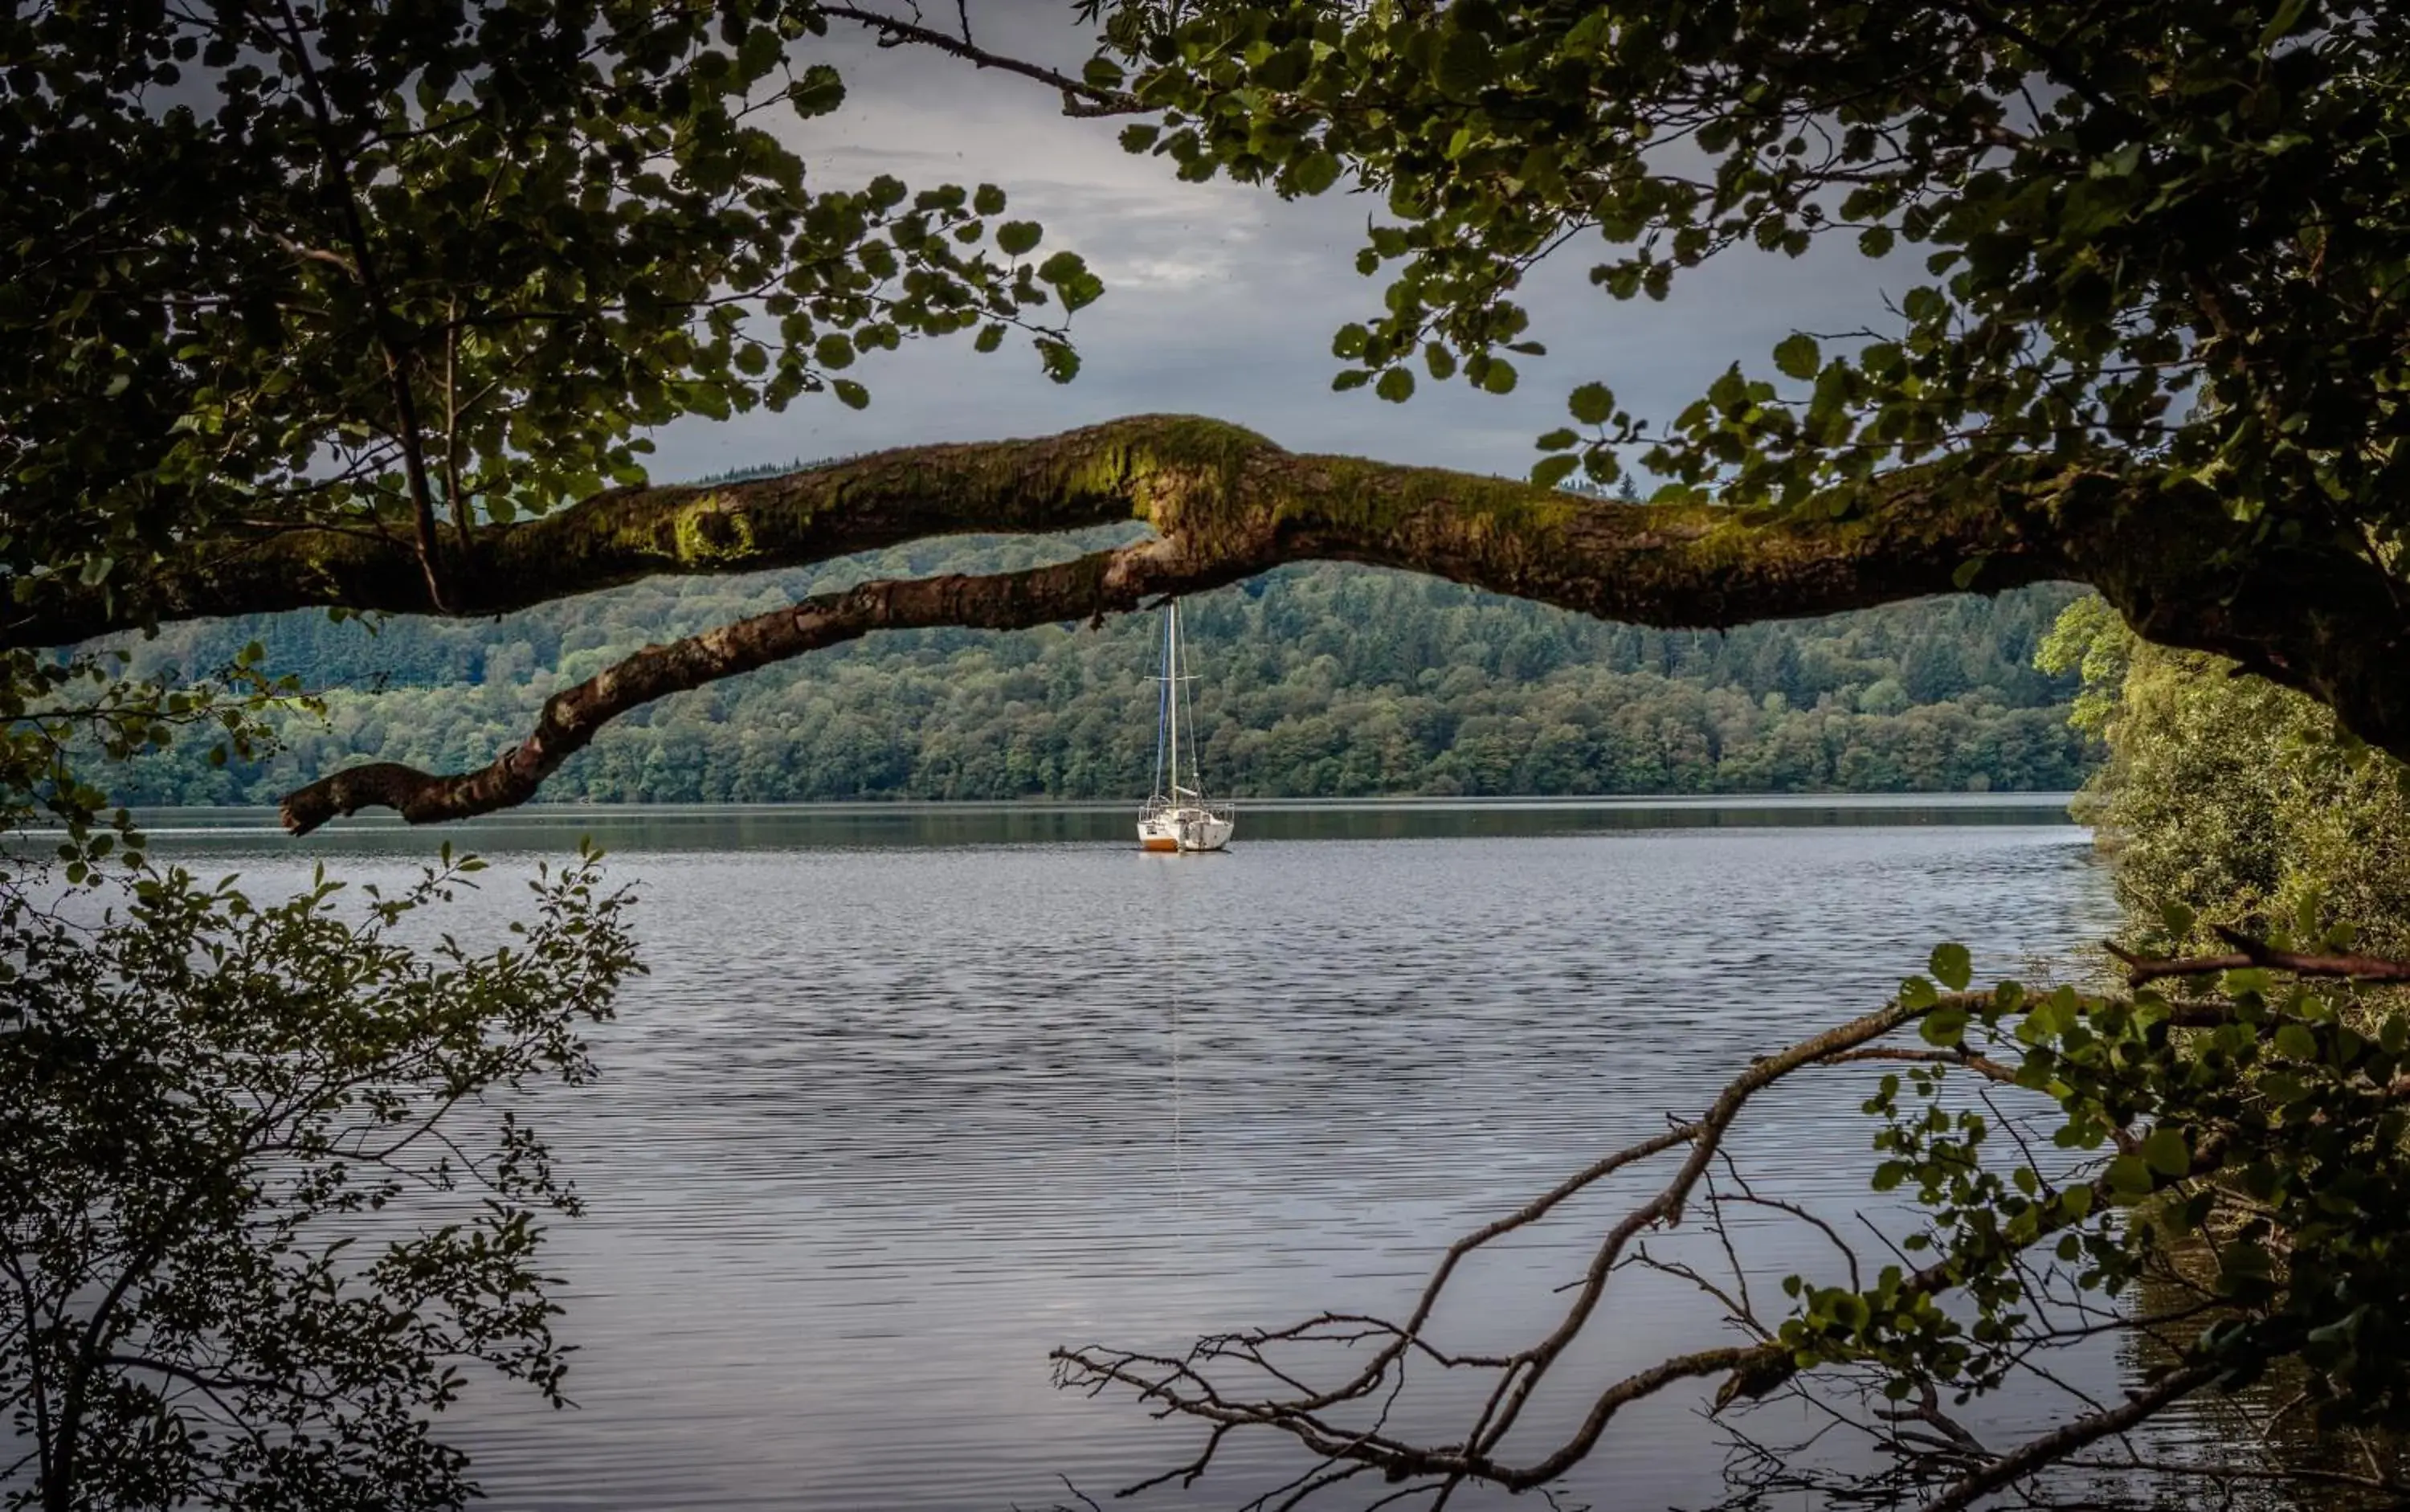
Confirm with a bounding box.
[141,799,2113,1510]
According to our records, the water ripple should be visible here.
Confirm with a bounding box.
[173,815,2115,1510]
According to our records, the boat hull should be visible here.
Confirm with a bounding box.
[1137,806,1234,853]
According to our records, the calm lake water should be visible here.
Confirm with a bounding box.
[139,797,2128,1510]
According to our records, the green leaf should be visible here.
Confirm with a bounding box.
[2273,1022,2319,1060]
[2107,1154,2155,1197]
[1534,427,1579,452]
[1567,382,1615,425]
[1530,455,1580,488]
[1928,942,1972,992]
[1920,1005,1970,1047]
[1291,150,1342,197]
[2260,1071,2311,1105]
[1375,367,1415,403]
[1772,333,1820,380]
[1036,251,1102,312]
[787,63,845,117]
[2224,967,2275,999]
[1858,225,1896,258]
[737,23,781,80]
[1036,341,1081,383]
[1899,975,1938,1011]
[831,379,869,411]
[996,221,1044,258]
[2142,1125,2191,1178]
[1433,27,1489,99]
[972,183,1007,216]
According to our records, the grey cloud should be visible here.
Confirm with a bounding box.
[645,2,1901,482]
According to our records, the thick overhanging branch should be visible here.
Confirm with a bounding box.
[258,415,2102,829]
[27,416,2069,647]
[18,415,2406,824]
[276,533,1262,833]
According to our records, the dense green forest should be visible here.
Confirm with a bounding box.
[104,504,2095,805]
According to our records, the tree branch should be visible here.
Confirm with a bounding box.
[277,533,1249,832]
[2105,930,2410,985]
[1048,991,1996,1491]
[17,415,2408,817]
[1041,987,2237,1504]
[1916,1362,2221,1512]
[269,0,451,611]
[21,417,2040,645]
[816,4,1144,116]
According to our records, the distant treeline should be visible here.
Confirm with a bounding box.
[104,522,2095,804]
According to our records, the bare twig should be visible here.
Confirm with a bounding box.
[818,4,1143,116]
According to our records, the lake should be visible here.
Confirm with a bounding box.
[137,796,2133,1510]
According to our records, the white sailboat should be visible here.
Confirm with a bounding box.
[1138,601,1234,853]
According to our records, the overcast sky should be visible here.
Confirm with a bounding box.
[647,1,1899,483]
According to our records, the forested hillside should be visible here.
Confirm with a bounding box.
[106,521,2094,805]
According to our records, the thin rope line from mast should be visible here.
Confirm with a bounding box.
[1178,603,1205,801]
[1151,607,1171,800]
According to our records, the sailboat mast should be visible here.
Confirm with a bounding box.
[1153,609,1171,797]
[1166,600,1180,803]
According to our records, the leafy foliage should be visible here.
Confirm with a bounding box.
[1,845,639,1510]
[2,641,643,1512]
[1804,944,2410,1457]
[1,0,1096,624]
[1084,0,2410,543]
[2041,596,2410,955]
[0,643,308,897]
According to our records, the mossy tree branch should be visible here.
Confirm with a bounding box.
[18,415,2404,828]
[22,415,2065,644]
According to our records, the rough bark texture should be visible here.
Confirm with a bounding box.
[16,415,2402,828]
[27,415,2064,640]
